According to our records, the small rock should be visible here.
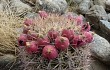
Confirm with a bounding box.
[78,0,91,14]
[10,0,32,16]
[94,0,106,9]
[108,13,110,22]
[35,0,67,14]
[105,0,110,11]
[73,0,83,4]
[21,0,36,6]
[98,20,110,42]
[99,20,110,33]
[0,3,3,12]
[90,34,110,65]
[88,59,110,70]
[85,5,108,29]
[22,0,36,4]
[0,54,16,67]
[24,12,38,19]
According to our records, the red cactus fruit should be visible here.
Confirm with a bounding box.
[37,36,50,47]
[77,37,86,46]
[81,22,91,32]
[83,31,93,43]
[38,11,48,18]
[26,41,39,54]
[18,34,27,46]
[61,29,74,41]
[71,35,86,48]
[24,18,33,26]
[42,45,58,60]
[27,31,38,41]
[71,35,79,48]
[75,15,83,25]
[23,25,30,34]
[55,36,70,51]
[47,28,59,41]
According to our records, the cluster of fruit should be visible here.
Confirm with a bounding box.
[18,11,93,60]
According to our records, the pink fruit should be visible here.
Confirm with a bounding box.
[61,29,74,41]
[71,35,86,48]
[55,36,70,51]
[77,39,86,46]
[24,18,33,26]
[71,35,79,48]
[42,45,58,60]
[37,36,50,47]
[83,31,93,43]
[81,22,91,32]
[47,28,59,41]
[38,11,48,18]
[75,15,83,25]
[26,41,39,54]
[18,34,27,46]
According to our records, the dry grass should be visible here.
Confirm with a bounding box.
[0,11,23,55]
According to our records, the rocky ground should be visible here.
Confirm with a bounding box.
[0,0,110,70]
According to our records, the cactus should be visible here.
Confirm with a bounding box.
[17,11,93,70]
